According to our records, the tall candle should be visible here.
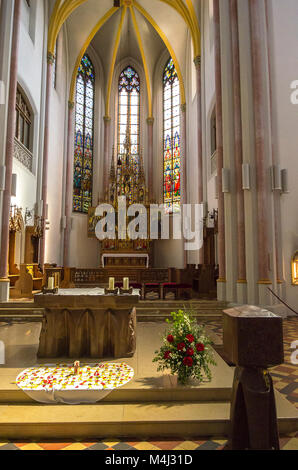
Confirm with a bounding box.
[109,277,115,290]
[48,277,54,290]
[123,278,129,290]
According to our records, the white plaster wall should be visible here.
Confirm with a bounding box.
[268,0,298,310]
[46,28,68,265]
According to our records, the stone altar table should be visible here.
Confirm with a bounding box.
[35,288,140,359]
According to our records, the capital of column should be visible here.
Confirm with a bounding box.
[146,117,154,126]
[103,115,111,123]
[68,101,75,110]
[47,52,55,65]
[193,55,201,68]
[181,103,187,113]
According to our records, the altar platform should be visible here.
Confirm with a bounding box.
[0,322,297,440]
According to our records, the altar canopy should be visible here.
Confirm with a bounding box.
[16,362,134,405]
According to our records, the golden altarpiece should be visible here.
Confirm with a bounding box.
[88,128,154,269]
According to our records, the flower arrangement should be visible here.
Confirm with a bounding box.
[153,309,216,385]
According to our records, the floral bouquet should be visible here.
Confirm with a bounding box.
[153,309,216,385]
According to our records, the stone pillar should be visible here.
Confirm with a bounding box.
[63,101,75,268]
[213,0,226,300]
[180,103,187,268]
[194,55,204,265]
[103,115,111,198]
[0,0,21,302]
[265,0,283,297]
[146,117,154,201]
[230,0,247,304]
[180,103,187,205]
[39,52,55,268]
[249,0,272,303]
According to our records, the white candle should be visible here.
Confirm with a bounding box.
[109,277,115,290]
[123,278,129,290]
[48,277,54,290]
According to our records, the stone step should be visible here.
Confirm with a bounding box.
[0,382,232,405]
[0,394,296,440]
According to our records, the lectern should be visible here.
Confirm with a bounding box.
[223,305,284,450]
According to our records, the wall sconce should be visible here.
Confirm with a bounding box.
[292,251,298,286]
[11,173,17,197]
[281,169,289,194]
[271,165,282,191]
[222,168,230,193]
[242,163,251,190]
[0,80,5,105]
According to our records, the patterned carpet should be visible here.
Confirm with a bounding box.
[0,317,297,451]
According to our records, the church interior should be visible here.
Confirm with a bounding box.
[0,0,297,452]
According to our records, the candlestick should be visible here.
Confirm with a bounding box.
[48,277,54,290]
[109,277,115,290]
[123,277,129,290]
[74,361,80,375]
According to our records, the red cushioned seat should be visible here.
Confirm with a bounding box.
[163,283,178,288]
[145,283,160,288]
[177,283,192,289]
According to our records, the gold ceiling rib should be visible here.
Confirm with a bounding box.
[49,0,198,111]
[105,6,128,116]
[129,5,153,118]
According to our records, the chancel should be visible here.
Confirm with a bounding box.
[0,0,297,452]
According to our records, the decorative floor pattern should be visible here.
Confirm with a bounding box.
[0,433,297,450]
[0,317,296,451]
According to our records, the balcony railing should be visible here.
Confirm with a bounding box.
[14,138,33,172]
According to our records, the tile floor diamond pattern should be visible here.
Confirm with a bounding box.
[0,434,297,451]
[0,318,296,451]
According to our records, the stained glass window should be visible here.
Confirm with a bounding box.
[118,66,140,166]
[163,58,181,213]
[73,54,95,213]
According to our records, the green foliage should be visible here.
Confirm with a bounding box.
[153,309,216,385]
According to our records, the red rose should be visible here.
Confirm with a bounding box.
[186,348,194,356]
[196,343,205,352]
[167,335,174,343]
[186,334,195,343]
[164,351,171,360]
[177,342,186,351]
[183,356,193,367]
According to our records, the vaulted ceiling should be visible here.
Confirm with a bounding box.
[48,0,200,115]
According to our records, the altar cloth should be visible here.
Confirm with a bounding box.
[39,288,140,296]
[16,362,134,404]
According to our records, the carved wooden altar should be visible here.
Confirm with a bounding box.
[35,290,139,359]
[88,127,153,268]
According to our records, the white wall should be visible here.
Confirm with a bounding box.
[46,27,68,265]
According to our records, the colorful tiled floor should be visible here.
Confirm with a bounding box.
[0,433,297,450]
[0,317,296,451]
